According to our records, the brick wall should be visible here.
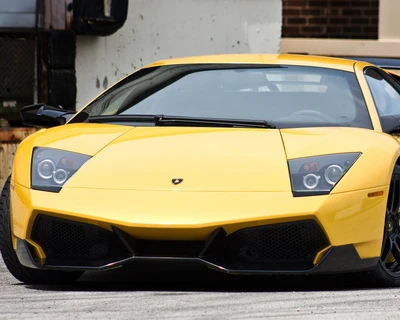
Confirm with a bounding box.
[282,0,379,39]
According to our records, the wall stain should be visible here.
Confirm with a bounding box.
[95,77,100,88]
[103,77,108,90]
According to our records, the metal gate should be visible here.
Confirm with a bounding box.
[0,36,38,189]
[0,37,36,126]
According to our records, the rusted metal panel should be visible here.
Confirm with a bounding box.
[0,143,18,190]
[0,127,37,143]
[0,127,37,189]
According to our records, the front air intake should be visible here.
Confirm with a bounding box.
[31,214,131,267]
[206,219,329,270]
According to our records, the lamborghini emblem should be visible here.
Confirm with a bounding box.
[172,178,183,185]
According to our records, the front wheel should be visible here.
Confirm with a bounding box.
[0,176,83,284]
[368,165,400,287]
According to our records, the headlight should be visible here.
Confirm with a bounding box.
[288,153,361,197]
[31,147,91,192]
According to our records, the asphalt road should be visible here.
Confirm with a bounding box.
[1,258,400,320]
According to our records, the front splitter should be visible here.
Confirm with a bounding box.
[16,238,379,275]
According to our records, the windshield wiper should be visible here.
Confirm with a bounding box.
[155,115,276,129]
[88,114,275,129]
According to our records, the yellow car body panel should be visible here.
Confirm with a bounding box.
[10,181,387,259]
[146,54,356,72]
[65,127,290,191]
[6,54,400,276]
[9,125,399,261]
[280,127,400,192]
[12,124,132,188]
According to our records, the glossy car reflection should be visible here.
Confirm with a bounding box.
[2,54,400,286]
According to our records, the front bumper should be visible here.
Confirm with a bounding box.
[10,183,388,274]
[16,219,379,275]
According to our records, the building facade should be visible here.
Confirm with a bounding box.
[282,0,379,39]
[281,0,400,57]
[0,0,282,188]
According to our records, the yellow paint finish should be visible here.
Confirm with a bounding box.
[146,54,356,72]
[280,127,400,192]
[66,127,290,191]
[354,239,383,260]
[25,124,131,155]
[12,124,132,188]
[10,181,33,242]
[25,239,46,263]
[315,185,388,258]
[313,246,331,265]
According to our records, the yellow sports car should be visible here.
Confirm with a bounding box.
[2,54,400,286]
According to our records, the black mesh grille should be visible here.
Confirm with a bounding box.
[207,220,329,270]
[31,215,131,266]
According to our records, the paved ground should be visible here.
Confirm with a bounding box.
[1,258,400,320]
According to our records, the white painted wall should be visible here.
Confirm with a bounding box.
[75,0,282,108]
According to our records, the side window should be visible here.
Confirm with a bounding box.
[365,68,400,117]
[388,70,400,87]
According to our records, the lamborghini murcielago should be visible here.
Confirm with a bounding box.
[2,54,400,286]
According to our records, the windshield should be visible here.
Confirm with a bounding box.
[81,64,372,129]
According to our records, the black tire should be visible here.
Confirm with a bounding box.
[367,165,400,287]
[0,176,83,284]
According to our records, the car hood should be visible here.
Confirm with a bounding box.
[280,127,376,158]
[14,124,399,192]
[24,124,133,156]
[18,122,400,193]
[65,126,291,192]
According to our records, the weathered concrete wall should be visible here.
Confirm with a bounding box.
[75,0,282,108]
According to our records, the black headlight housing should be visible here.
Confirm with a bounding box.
[31,147,91,192]
[288,153,361,197]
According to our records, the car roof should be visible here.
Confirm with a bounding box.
[146,54,364,72]
[342,56,400,69]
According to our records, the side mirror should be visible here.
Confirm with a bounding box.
[20,104,76,127]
